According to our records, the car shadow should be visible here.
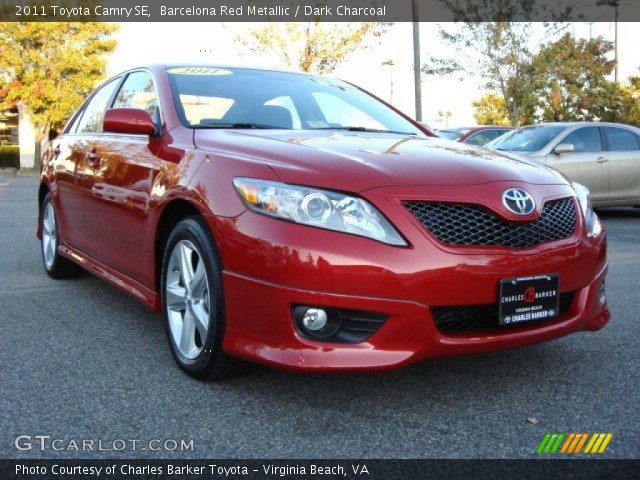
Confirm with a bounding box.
[595,206,640,218]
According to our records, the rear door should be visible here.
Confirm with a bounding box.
[52,78,120,250]
[546,126,610,202]
[603,126,640,202]
[80,70,162,284]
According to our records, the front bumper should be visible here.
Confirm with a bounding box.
[220,264,608,371]
[209,181,610,371]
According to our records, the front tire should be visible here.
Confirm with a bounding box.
[161,217,244,380]
[40,193,83,279]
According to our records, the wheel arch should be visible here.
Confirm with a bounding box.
[37,181,51,239]
[153,197,217,294]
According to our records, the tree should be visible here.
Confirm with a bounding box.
[234,22,389,74]
[472,93,511,126]
[432,22,558,126]
[605,71,640,127]
[430,1,568,126]
[530,33,617,122]
[0,22,117,164]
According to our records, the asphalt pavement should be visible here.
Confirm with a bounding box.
[0,174,638,459]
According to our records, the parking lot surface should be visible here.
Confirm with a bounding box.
[1,174,638,459]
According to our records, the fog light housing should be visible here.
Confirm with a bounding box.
[302,308,328,331]
[598,281,606,305]
[293,305,342,339]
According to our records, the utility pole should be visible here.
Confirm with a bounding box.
[382,60,395,104]
[412,0,422,121]
[597,0,621,82]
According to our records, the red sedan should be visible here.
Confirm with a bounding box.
[38,65,609,379]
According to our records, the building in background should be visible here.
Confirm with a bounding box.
[0,108,18,146]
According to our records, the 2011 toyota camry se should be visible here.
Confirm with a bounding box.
[37,65,610,379]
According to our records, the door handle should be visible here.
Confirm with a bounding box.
[596,157,608,163]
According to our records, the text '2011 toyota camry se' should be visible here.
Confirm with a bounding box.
[37,65,610,379]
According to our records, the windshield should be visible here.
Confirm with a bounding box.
[487,125,565,152]
[437,130,463,140]
[166,67,423,135]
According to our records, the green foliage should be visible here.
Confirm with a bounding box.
[0,145,19,168]
[434,1,577,126]
[432,21,563,126]
[0,22,117,141]
[530,33,616,122]
[235,22,389,74]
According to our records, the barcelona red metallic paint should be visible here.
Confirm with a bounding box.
[38,65,609,372]
[103,108,156,136]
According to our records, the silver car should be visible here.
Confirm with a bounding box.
[487,122,640,206]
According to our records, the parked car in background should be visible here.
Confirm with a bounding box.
[436,126,513,146]
[487,122,640,207]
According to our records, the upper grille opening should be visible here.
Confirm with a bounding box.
[404,197,576,248]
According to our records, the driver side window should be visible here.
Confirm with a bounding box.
[113,71,160,124]
[560,127,603,152]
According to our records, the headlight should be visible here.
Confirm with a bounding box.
[573,182,594,225]
[233,178,407,246]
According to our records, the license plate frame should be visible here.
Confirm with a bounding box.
[499,274,560,326]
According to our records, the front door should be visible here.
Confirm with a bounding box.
[545,126,609,202]
[80,71,162,285]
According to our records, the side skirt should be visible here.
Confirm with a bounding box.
[58,244,161,312]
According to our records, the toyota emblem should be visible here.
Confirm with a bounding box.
[502,188,535,215]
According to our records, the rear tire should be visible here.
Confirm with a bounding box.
[40,193,83,279]
[161,216,245,380]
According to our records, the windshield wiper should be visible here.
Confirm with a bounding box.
[312,126,417,135]
[194,122,283,129]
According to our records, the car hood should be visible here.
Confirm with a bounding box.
[194,130,567,192]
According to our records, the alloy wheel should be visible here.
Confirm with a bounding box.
[42,201,58,269]
[165,240,211,360]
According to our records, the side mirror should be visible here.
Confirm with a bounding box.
[554,143,575,154]
[103,108,156,136]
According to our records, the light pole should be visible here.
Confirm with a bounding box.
[382,60,395,104]
[412,0,422,121]
[597,0,621,82]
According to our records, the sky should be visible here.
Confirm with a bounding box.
[107,22,640,129]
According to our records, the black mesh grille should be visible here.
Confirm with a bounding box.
[404,197,576,248]
[431,291,575,334]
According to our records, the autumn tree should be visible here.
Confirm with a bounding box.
[472,93,511,126]
[620,72,640,126]
[234,22,389,74]
[530,33,618,122]
[431,1,569,126]
[0,22,117,163]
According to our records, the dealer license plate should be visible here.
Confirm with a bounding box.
[499,274,560,325]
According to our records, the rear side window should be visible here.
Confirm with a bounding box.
[113,71,160,123]
[604,127,640,151]
[75,79,120,134]
[561,127,603,152]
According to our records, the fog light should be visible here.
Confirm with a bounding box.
[302,308,328,331]
[598,281,606,305]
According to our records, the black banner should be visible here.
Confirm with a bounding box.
[1,0,640,22]
[2,459,639,480]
